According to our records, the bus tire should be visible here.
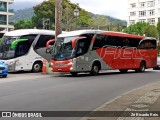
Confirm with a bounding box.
[135,61,146,72]
[119,69,128,73]
[70,72,78,76]
[32,62,42,73]
[90,63,100,76]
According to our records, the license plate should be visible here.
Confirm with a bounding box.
[0,70,2,74]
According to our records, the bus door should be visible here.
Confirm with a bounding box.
[12,39,33,70]
[75,35,93,72]
[33,35,55,61]
[138,39,157,68]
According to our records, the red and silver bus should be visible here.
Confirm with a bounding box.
[47,30,157,76]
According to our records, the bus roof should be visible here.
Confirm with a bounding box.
[58,30,102,37]
[4,29,56,37]
[102,31,145,39]
[58,30,146,39]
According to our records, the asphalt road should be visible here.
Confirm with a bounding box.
[0,70,160,120]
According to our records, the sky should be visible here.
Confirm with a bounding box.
[14,0,128,20]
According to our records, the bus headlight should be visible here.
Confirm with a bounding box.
[67,62,73,65]
[51,63,54,66]
[49,62,54,66]
[8,61,15,65]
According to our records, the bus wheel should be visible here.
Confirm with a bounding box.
[135,61,146,72]
[32,62,42,73]
[119,69,128,73]
[90,63,100,76]
[70,72,78,76]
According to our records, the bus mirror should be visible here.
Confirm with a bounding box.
[46,39,55,54]
[72,39,77,48]
[46,39,55,49]
[46,48,51,53]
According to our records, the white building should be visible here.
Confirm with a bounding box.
[0,0,14,33]
[128,0,160,26]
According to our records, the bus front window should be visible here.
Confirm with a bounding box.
[0,35,36,60]
[0,36,17,60]
[52,36,77,61]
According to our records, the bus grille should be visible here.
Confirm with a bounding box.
[0,67,5,70]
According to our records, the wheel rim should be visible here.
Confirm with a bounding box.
[93,65,99,73]
[34,64,41,71]
[141,63,145,71]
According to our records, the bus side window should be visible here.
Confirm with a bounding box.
[77,41,85,55]
[138,40,156,49]
[15,41,31,57]
[148,40,156,49]
[93,35,105,50]
[35,35,55,49]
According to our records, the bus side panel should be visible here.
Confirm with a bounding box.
[14,48,43,71]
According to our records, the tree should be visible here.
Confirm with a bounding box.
[32,0,55,29]
[144,25,158,38]
[14,20,33,29]
[32,0,92,30]
[157,20,160,38]
[123,22,150,35]
[91,15,110,29]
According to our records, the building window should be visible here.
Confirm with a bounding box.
[140,2,146,8]
[0,15,7,25]
[130,12,136,16]
[130,3,136,8]
[139,11,146,17]
[129,20,135,25]
[148,9,155,16]
[139,19,146,23]
[0,2,7,12]
[148,1,155,7]
[147,18,155,24]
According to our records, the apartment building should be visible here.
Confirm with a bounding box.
[128,0,160,26]
[0,0,14,33]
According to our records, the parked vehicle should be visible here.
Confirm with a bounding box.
[36,30,158,76]
[0,29,56,72]
[154,56,160,70]
[0,60,8,77]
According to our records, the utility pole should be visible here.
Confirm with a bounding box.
[55,0,62,38]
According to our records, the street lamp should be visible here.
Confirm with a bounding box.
[42,18,50,30]
[74,7,79,29]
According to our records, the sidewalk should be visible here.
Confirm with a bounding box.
[81,81,160,120]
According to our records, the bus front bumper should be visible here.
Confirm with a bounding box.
[49,60,74,72]
[50,65,73,72]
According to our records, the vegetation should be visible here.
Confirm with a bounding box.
[14,20,33,29]
[123,22,159,38]
[11,0,127,31]
[10,8,34,23]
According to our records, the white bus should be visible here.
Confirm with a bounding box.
[0,29,56,72]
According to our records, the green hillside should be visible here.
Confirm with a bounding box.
[10,8,34,22]
[10,7,127,27]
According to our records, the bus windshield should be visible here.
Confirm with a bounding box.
[52,36,77,61]
[0,35,36,60]
[0,36,18,60]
